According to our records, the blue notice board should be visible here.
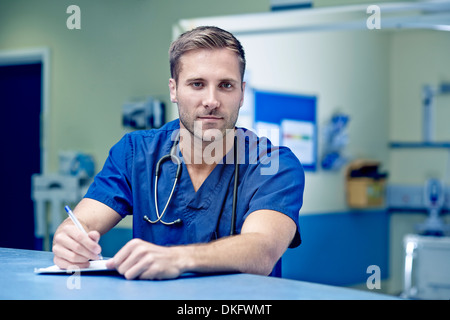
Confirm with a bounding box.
[254,90,317,171]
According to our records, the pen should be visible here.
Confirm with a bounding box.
[64,205,103,260]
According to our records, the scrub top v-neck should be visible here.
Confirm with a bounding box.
[84,119,304,248]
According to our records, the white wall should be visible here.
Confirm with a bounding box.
[239,30,391,213]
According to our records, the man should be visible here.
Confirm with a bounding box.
[52,26,305,280]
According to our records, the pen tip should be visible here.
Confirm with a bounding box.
[64,205,70,212]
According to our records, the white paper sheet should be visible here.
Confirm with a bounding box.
[34,259,114,274]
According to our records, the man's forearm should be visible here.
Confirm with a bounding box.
[108,210,296,280]
[179,233,279,276]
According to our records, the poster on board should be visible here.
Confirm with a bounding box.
[253,90,317,171]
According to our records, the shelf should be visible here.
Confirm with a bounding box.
[389,142,450,149]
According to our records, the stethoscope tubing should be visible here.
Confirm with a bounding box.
[144,131,239,236]
[143,154,182,226]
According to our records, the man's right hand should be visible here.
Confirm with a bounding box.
[52,221,102,269]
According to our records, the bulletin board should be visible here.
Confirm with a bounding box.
[254,90,317,171]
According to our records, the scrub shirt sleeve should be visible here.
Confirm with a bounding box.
[245,149,305,248]
[84,134,133,218]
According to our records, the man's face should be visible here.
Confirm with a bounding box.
[169,48,245,142]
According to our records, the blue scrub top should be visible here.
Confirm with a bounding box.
[85,119,304,248]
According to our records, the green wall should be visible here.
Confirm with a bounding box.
[0,0,270,172]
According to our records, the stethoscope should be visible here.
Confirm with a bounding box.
[143,131,239,236]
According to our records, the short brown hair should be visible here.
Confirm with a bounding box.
[169,26,246,82]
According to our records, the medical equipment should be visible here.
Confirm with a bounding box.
[422,82,450,143]
[143,134,239,236]
[416,178,450,236]
[123,96,165,130]
[321,112,350,171]
[402,234,450,300]
[32,151,96,250]
[59,151,95,182]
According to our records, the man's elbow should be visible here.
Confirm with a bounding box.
[252,264,277,277]
[245,248,283,276]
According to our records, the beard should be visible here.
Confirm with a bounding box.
[178,107,239,142]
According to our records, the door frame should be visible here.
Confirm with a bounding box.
[0,47,50,174]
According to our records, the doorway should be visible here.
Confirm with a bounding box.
[0,49,49,250]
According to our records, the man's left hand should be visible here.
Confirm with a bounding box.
[106,238,185,280]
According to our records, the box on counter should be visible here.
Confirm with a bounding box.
[346,160,388,208]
